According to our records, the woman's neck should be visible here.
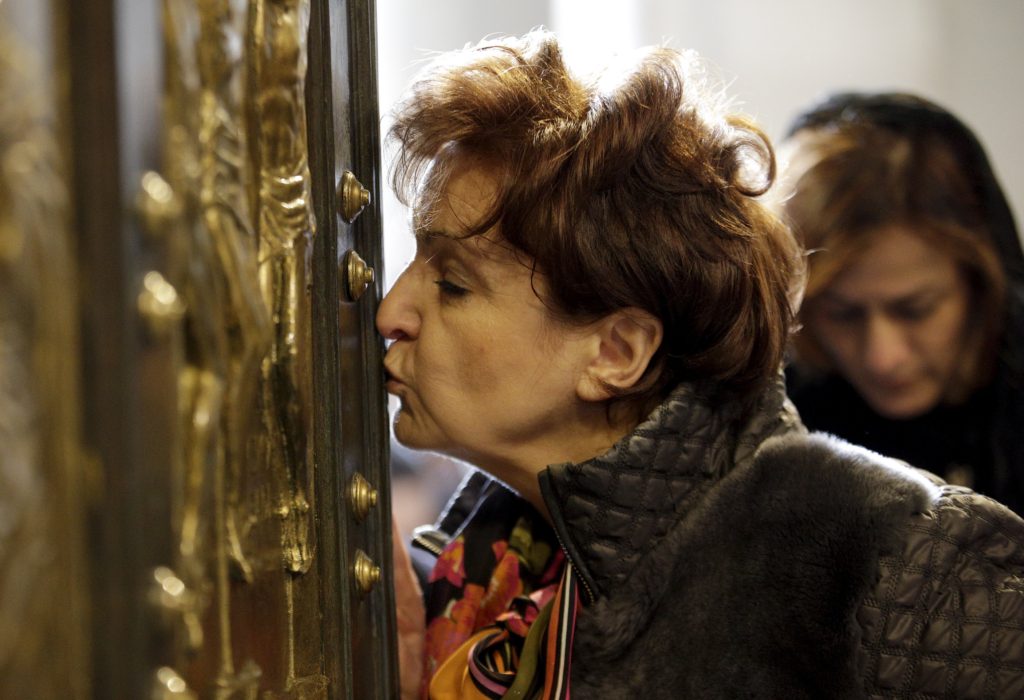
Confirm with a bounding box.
[465,404,639,518]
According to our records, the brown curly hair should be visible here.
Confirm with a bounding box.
[387,30,803,408]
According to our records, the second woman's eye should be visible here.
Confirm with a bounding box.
[892,304,933,322]
[434,278,469,299]
[820,303,864,325]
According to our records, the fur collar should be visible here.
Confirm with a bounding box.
[571,433,940,697]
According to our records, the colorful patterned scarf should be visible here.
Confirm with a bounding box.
[420,487,580,699]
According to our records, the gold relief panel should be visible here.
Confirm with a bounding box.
[249,0,316,578]
[149,0,320,693]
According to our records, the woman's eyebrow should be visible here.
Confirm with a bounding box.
[818,290,859,306]
[414,231,496,289]
[414,229,459,263]
[820,284,949,308]
[885,287,949,309]
[417,229,494,262]
[413,228,445,246]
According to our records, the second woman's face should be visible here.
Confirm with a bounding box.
[809,226,972,419]
[375,164,598,480]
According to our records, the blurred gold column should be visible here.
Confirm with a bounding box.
[0,1,91,697]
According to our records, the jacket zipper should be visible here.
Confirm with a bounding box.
[549,525,597,605]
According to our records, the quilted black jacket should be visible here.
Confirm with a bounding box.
[426,378,1024,697]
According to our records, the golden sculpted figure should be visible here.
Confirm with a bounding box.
[252,0,316,576]
[193,5,276,636]
[156,0,273,694]
[150,0,318,694]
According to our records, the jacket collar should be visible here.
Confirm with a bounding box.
[538,374,804,602]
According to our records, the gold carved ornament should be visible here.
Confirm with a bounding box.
[138,0,324,696]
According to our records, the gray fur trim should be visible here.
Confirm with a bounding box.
[571,432,939,698]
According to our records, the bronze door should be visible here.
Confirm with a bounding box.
[0,0,396,697]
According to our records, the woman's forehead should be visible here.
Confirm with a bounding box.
[826,227,962,300]
[414,228,523,273]
[414,162,499,231]
[409,157,545,283]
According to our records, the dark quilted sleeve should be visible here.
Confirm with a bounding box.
[857,485,1024,698]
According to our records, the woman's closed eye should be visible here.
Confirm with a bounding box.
[434,278,470,299]
[890,300,936,322]
[820,303,864,325]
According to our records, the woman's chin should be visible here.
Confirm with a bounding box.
[392,412,445,452]
[863,384,939,420]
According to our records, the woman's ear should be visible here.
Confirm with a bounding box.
[576,308,663,402]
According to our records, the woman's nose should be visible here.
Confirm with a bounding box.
[376,267,420,341]
[862,316,912,376]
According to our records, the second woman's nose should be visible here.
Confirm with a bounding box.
[862,315,913,377]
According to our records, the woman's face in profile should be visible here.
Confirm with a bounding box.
[375,164,594,476]
[808,225,972,419]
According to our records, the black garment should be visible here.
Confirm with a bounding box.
[786,370,1018,509]
[418,378,1024,698]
